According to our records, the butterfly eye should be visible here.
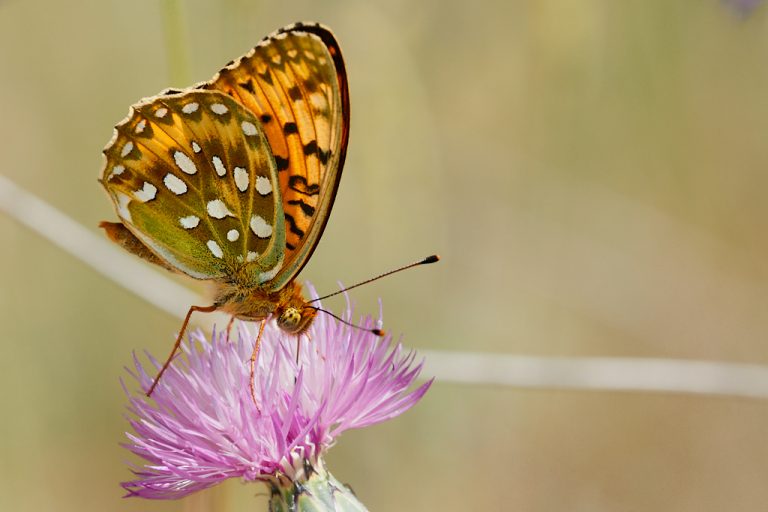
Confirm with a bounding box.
[277,307,303,333]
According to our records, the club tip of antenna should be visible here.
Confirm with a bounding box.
[372,328,386,337]
[422,254,440,264]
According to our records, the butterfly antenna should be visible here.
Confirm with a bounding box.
[307,306,386,336]
[308,254,440,304]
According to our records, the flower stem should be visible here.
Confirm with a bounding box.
[268,458,368,512]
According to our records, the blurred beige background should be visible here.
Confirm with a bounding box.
[2,0,768,510]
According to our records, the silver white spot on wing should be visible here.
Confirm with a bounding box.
[120,141,134,157]
[182,102,199,114]
[234,167,249,192]
[241,121,257,136]
[255,176,272,195]
[207,199,233,219]
[108,165,125,180]
[191,141,201,153]
[163,173,187,195]
[174,151,197,175]
[135,120,146,134]
[309,93,327,114]
[134,182,157,202]
[212,156,226,177]
[206,240,224,259]
[258,254,284,283]
[210,103,228,115]
[246,251,258,262]
[227,229,240,242]
[250,214,272,238]
[116,192,132,222]
[179,215,200,229]
[155,107,168,118]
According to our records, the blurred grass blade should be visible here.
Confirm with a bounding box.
[0,174,201,320]
[423,351,768,399]
[161,0,190,85]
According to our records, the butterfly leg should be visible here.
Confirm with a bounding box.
[225,315,237,342]
[147,304,218,397]
[249,319,267,407]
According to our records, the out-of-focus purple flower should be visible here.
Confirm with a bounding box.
[121,288,432,500]
[722,0,763,18]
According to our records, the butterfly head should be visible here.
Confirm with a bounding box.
[275,300,317,335]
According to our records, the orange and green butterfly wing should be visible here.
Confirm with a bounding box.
[100,90,286,283]
[100,23,348,293]
[203,22,349,291]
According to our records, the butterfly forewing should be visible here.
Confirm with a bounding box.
[206,23,349,291]
[100,90,285,283]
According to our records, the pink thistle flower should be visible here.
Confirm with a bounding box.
[121,288,432,505]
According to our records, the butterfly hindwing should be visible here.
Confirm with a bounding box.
[205,22,349,291]
[100,90,285,283]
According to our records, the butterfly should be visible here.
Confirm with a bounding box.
[99,22,349,395]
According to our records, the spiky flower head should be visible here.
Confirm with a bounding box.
[121,289,432,506]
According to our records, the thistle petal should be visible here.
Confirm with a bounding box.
[122,286,431,499]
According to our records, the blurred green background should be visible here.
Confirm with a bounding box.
[3,0,768,510]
